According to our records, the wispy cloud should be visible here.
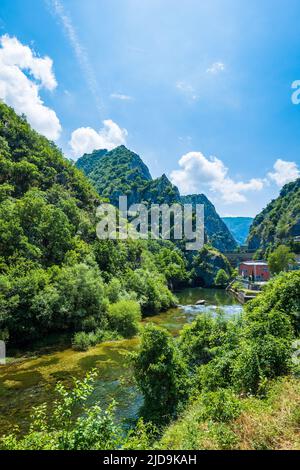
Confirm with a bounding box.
[47,0,102,111]
[206,62,225,74]
[110,93,133,101]
[176,80,198,102]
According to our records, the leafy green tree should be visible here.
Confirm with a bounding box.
[133,324,188,423]
[124,268,176,314]
[154,247,188,289]
[107,300,141,337]
[214,269,230,287]
[179,314,239,369]
[53,263,108,332]
[268,245,296,275]
[245,271,300,335]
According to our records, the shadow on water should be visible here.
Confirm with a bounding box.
[0,288,242,435]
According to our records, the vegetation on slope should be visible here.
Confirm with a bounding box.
[191,244,232,287]
[158,377,300,450]
[247,178,300,252]
[148,271,300,448]
[77,145,152,206]
[0,103,178,345]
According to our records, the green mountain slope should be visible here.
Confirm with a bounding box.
[222,217,253,245]
[76,147,237,252]
[181,195,237,252]
[0,103,177,344]
[247,178,300,251]
[78,145,152,206]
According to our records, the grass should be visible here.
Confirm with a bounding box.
[157,377,300,450]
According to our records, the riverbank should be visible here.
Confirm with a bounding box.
[0,288,241,437]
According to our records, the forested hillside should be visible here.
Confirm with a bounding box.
[247,179,300,251]
[76,147,237,252]
[0,103,180,345]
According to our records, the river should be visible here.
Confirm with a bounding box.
[0,288,242,436]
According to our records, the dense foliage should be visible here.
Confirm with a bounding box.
[268,245,296,274]
[133,324,189,424]
[247,178,300,252]
[132,271,300,430]
[2,272,299,450]
[191,244,232,287]
[0,103,176,345]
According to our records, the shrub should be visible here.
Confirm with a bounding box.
[133,324,189,424]
[214,269,230,287]
[232,336,292,395]
[72,329,121,351]
[245,271,300,335]
[107,300,141,338]
[72,332,93,351]
[106,278,122,303]
[198,389,241,423]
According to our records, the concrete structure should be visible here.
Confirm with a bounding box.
[239,261,270,281]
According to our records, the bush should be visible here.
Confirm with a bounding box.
[107,300,141,338]
[214,269,230,287]
[72,329,121,351]
[232,336,292,395]
[72,332,93,351]
[199,389,241,423]
[245,271,300,335]
[179,314,239,369]
[124,268,176,314]
[133,324,189,424]
[106,278,122,303]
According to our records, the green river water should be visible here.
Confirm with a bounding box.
[0,288,242,436]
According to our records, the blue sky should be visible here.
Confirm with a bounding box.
[0,0,300,216]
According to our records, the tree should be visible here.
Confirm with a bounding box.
[107,300,141,338]
[133,324,188,423]
[154,247,188,290]
[268,245,296,275]
[214,269,230,287]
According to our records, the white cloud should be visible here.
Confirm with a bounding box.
[206,62,225,74]
[110,93,133,101]
[268,159,300,187]
[176,81,198,101]
[170,151,264,204]
[70,120,128,158]
[49,0,102,111]
[0,34,61,140]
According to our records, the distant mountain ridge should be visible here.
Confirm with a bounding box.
[76,146,237,252]
[222,217,254,245]
[247,178,300,251]
[181,195,237,252]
